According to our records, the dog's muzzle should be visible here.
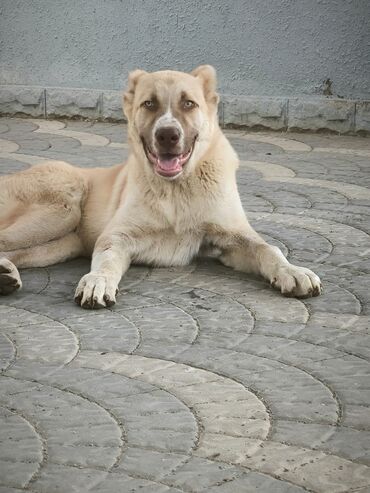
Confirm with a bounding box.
[142,137,196,178]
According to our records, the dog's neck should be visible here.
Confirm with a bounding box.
[121,128,240,232]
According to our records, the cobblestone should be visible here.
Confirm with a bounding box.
[0,117,370,492]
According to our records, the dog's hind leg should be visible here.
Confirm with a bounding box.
[0,160,87,252]
[0,232,84,295]
[0,202,82,252]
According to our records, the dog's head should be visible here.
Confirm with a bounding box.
[123,65,219,180]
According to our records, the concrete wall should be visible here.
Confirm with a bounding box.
[1,0,369,99]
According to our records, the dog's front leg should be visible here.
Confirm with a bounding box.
[207,224,322,298]
[74,233,131,309]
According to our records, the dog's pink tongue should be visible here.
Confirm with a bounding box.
[157,157,180,170]
[156,157,181,174]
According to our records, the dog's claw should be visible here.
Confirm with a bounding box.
[75,273,117,309]
[271,264,321,299]
[103,294,116,307]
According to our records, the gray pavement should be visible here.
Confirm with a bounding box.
[0,117,370,493]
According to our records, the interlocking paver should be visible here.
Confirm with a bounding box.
[0,117,370,492]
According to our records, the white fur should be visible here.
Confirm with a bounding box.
[152,108,185,153]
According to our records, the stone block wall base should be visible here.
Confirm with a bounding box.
[0,85,369,134]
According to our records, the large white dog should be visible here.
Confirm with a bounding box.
[0,65,321,308]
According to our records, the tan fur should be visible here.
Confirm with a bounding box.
[0,66,321,307]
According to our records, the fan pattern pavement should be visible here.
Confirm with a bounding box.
[0,118,370,492]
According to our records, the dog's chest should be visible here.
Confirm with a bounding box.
[134,196,206,267]
[157,192,206,232]
[134,229,202,267]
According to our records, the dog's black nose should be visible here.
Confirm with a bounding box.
[155,127,180,149]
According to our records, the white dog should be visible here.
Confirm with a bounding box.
[0,66,321,308]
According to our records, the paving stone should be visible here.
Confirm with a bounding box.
[0,306,80,364]
[0,375,122,470]
[1,117,370,492]
[273,420,370,465]
[0,487,28,493]
[90,474,181,492]
[234,334,342,365]
[226,135,286,157]
[208,471,308,492]
[118,447,188,480]
[0,407,42,486]
[0,332,15,370]
[0,157,29,174]
[31,464,108,493]
[304,356,370,408]
[343,404,370,430]
[124,304,198,355]
[195,433,263,464]
[162,456,243,491]
[243,441,370,492]
[63,311,140,353]
[244,366,339,424]
[0,460,40,489]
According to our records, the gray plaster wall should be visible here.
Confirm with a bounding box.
[1,0,370,100]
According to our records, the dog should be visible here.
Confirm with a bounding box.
[0,65,321,308]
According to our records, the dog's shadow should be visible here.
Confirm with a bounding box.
[10,255,329,316]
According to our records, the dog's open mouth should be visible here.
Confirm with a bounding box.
[143,143,193,178]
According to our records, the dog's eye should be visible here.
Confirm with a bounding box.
[183,100,196,110]
[142,100,155,110]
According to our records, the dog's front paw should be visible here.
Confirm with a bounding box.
[74,273,118,309]
[271,264,321,298]
[0,258,22,295]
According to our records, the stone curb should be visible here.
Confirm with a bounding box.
[0,85,369,133]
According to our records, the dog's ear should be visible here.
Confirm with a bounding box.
[123,69,147,120]
[191,65,219,105]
